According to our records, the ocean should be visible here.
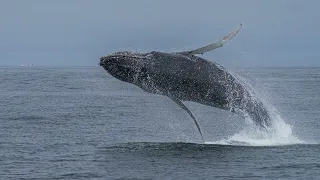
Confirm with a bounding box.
[0,66,319,179]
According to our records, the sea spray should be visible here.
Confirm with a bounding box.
[206,73,304,146]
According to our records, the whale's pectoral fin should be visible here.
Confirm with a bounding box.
[182,23,242,55]
[169,97,205,142]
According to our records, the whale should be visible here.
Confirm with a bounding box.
[99,24,271,142]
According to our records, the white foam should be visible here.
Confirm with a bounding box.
[206,108,305,146]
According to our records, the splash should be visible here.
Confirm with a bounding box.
[205,72,307,146]
[206,98,305,146]
[207,122,303,146]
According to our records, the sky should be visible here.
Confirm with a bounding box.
[0,0,319,67]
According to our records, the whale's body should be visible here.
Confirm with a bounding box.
[99,24,271,141]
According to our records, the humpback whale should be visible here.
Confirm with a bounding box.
[100,24,271,142]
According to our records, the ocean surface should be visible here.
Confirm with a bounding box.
[0,66,319,179]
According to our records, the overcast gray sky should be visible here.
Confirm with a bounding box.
[1,0,319,67]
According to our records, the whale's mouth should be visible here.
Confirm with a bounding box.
[100,63,136,83]
[100,54,145,84]
[99,51,152,83]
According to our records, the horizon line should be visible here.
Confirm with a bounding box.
[1,65,320,68]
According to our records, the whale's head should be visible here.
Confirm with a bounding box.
[99,51,150,84]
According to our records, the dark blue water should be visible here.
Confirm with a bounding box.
[1,66,319,179]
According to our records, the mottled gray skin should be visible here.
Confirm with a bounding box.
[100,51,271,129]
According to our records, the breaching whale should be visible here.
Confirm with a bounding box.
[100,24,271,142]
